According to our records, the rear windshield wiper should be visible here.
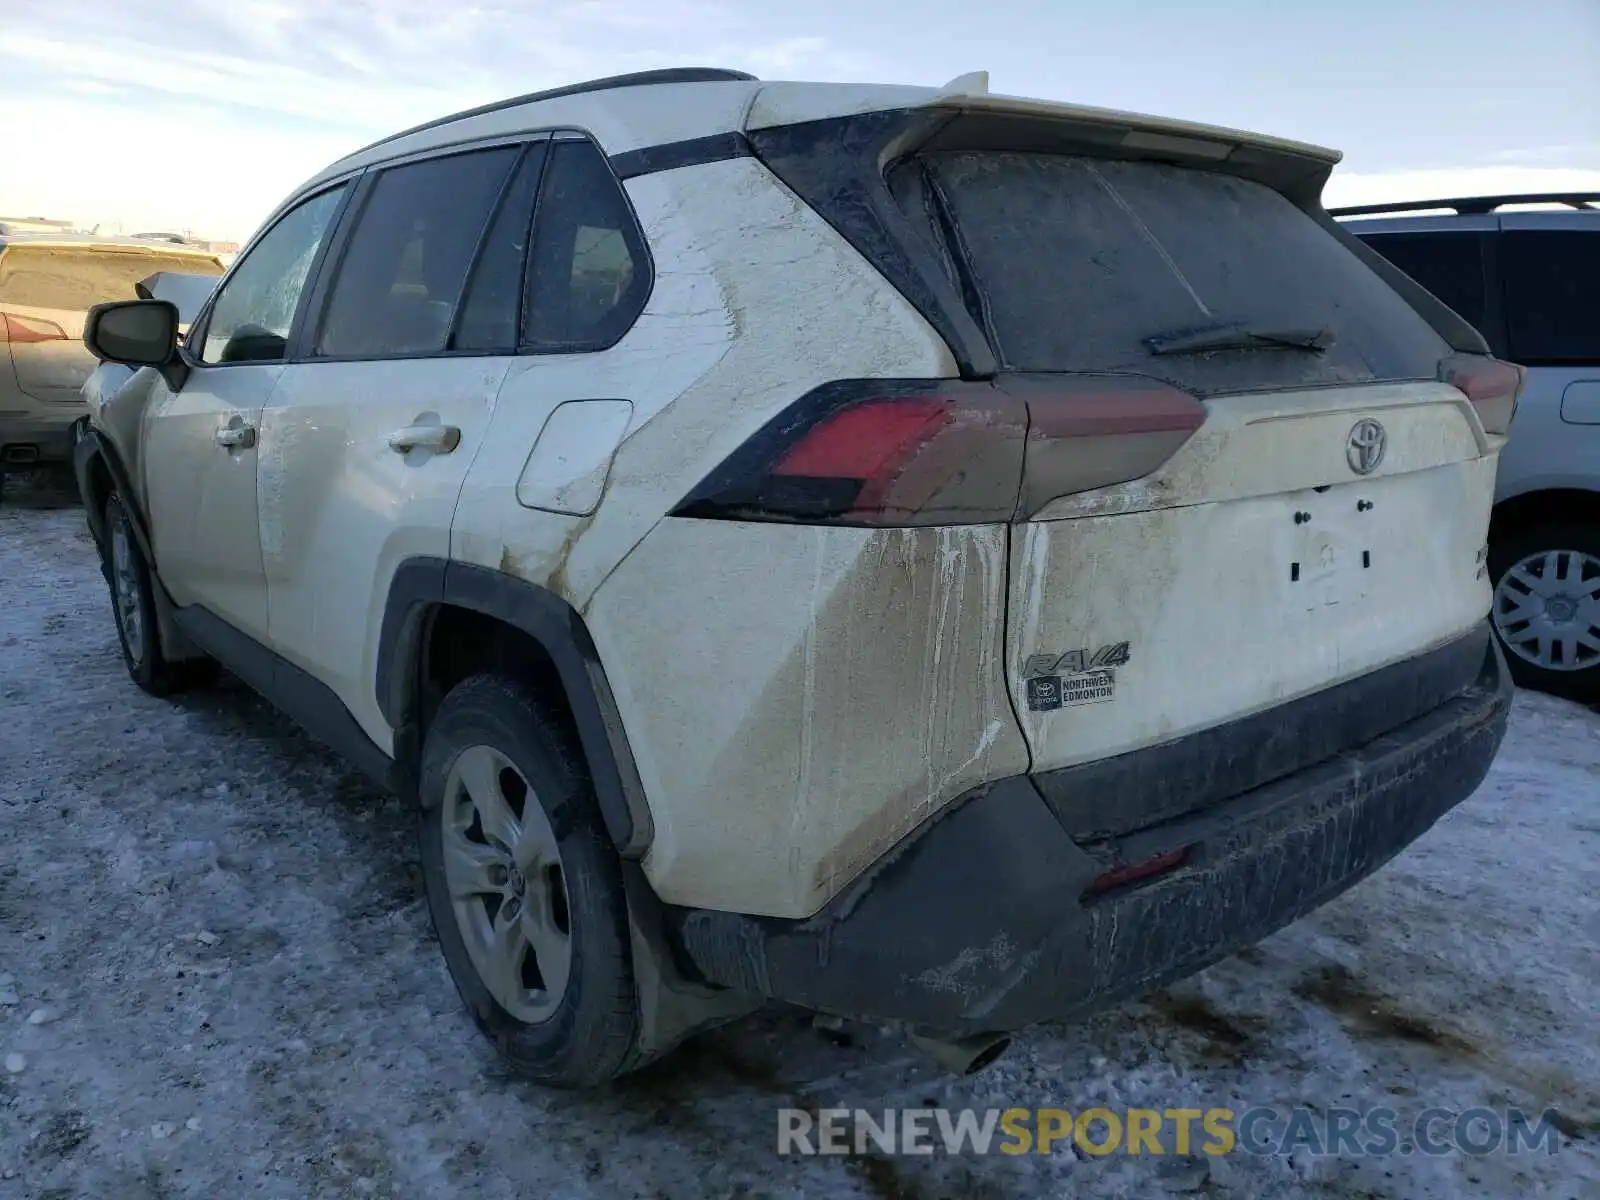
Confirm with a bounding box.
[1147,324,1336,356]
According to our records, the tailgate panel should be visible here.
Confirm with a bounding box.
[1010,453,1496,775]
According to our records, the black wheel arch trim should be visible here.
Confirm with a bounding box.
[376,558,654,858]
[73,428,154,566]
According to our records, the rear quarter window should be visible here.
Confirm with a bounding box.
[1499,229,1600,365]
[896,153,1448,395]
[0,247,225,311]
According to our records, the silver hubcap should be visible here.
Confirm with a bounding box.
[110,522,145,665]
[441,745,572,1022]
[1493,548,1600,672]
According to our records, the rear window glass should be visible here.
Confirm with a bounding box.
[1499,230,1600,365]
[0,247,225,311]
[1355,231,1489,338]
[899,153,1447,394]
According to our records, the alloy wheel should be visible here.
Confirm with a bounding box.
[440,744,573,1023]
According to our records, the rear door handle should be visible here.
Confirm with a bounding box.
[388,424,461,454]
[215,424,256,449]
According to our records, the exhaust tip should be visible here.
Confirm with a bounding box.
[909,1032,1012,1076]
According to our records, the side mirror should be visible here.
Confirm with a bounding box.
[83,300,179,368]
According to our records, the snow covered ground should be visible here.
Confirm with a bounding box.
[1,474,1596,1199]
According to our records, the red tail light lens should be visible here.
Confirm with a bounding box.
[1439,353,1523,436]
[0,313,69,344]
[672,375,1207,527]
[675,381,1028,526]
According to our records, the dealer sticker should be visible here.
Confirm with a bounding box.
[1027,669,1116,712]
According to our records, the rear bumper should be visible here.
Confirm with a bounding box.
[667,625,1512,1035]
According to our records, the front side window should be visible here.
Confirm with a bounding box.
[314,147,519,358]
[200,186,346,365]
[523,138,651,352]
[0,248,225,312]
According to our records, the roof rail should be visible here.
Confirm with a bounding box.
[352,67,759,159]
[1329,192,1600,217]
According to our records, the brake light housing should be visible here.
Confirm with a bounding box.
[0,312,69,344]
[1439,353,1523,437]
[671,375,1207,527]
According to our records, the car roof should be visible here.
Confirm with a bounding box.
[300,66,1340,195]
[0,231,225,256]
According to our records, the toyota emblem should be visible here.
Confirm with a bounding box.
[1346,419,1386,475]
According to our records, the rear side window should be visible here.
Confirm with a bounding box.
[1499,230,1600,365]
[523,139,650,352]
[0,248,225,311]
[899,153,1447,395]
[1355,232,1489,337]
[316,147,519,358]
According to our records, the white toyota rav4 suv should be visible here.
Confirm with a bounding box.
[74,67,1517,1087]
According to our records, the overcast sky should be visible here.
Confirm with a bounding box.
[2,0,1597,240]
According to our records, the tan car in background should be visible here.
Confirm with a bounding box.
[0,234,226,470]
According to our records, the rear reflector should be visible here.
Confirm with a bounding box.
[672,375,1207,527]
[1082,848,1189,901]
[1439,353,1523,436]
[0,313,69,344]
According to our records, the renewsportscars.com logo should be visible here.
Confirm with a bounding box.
[777,1106,1572,1158]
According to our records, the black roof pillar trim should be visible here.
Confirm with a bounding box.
[609,132,753,180]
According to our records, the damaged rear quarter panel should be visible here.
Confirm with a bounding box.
[587,518,1028,919]
[448,156,1022,918]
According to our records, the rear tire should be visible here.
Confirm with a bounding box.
[102,492,217,697]
[1488,522,1600,702]
[417,674,638,1088]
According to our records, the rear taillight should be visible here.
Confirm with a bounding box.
[0,313,68,344]
[1440,353,1523,437]
[1008,374,1207,517]
[671,375,1206,527]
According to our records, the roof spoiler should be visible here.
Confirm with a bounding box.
[936,71,990,98]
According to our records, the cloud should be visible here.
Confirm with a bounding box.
[1325,165,1600,209]
[9,0,1588,240]
[1488,143,1600,168]
[0,0,881,237]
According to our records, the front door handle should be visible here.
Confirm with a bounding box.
[388,424,461,454]
[215,424,256,449]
